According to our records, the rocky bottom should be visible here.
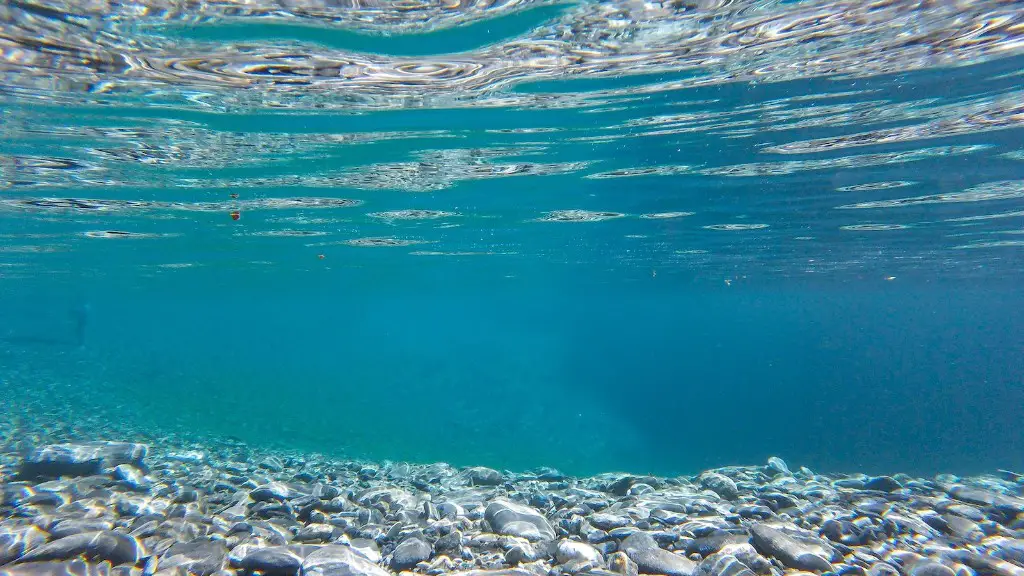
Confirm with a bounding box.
[1,439,1023,576]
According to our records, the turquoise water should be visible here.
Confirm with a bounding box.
[1,0,1022,477]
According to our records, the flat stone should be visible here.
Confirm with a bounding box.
[748,524,833,572]
[992,539,1024,565]
[696,552,756,576]
[18,443,148,480]
[766,457,791,476]
[484,500,555,541]
[49,520,115,540]
[700,474,739,501]
[610,551,640,576]
[113,465,150,492]
[390,538,431,571]
[0,559,114,576]
[15,531,146,566]
[293,524,335,543]
[947,486,1024,513]
[250,482,291,502]
[863,477,903,492]
[235,546,303,575]
[685,533,749,557]
[159,539,228,576]
[554,539,603,570]
[622,532,696,576]
[0,526,48,566]
[302,545,391,576]
[259,457,285,473]
[465,467,503,486]
[590,513,631,531]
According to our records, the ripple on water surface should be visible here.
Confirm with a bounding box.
[0,0,1020,279]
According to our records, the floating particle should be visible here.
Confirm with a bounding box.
[367,210,457,220]
[838,180,1024,209]
[537,210,625,222]
[640,211,695,219]
[343,237,428,247]
[839,224,909,231]
[82,230,172,239]
[953,240,1024,249]
[246,230,328,237]
[836,181,917,192]
[703,223,769,230]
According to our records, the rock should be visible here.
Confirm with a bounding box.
[863,477,903,492]
[910,561,955,576]
[17,442,148,480]
[15,531,146,566]
[0,526,47,566]
[250,483,291,502]
[868,563,901,576]
[766,457,791,476]
[504,541,538,565]
[700,474,739,501]
[159,540,228,576]
[685,534,750,558]
[748,524,833,572]
[590,513,631,531]
[113,465,150,491]
[391,538,431,571]
[992,539,1024,565]
[465,467,504,486]
[259,456,285,473]
[554,539,603,571]
[294,524,335,543]
[49,520,114,540]
[484,500,555,541]
[696,552,756,576]
[940,549,1024,576]
[0,559,114,576]
[167,451,206,465]
[347,540,381,564]
[435,531,463,553]
[610,551,640,576]
[235,546,303,575]
[941,513,984,541]
[622,532,697,576]
[947,486,1024,513]
[302,545,391,576]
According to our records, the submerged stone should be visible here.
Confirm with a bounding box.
[484,500,555,541]
[18,443,148,480]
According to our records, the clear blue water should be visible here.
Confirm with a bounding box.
[0,0,1022,477]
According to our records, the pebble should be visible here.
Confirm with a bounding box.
[15,531,146,566]
[303,545,392,576]
[484,501,555,541]
[0,438,1021,576]
[17,442,147,480]
[622,532,697,576]
[159,539,228,576]
[748,524,834,572]
[391,538,432,571]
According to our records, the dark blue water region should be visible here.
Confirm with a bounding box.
[3,269,1021,478]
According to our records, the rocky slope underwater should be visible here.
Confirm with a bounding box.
[1,439,1024,576]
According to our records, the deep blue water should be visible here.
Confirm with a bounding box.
[2,272,1022,477]
[0,0,1022,477]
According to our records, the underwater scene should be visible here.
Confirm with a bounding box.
[1,1,1023,576]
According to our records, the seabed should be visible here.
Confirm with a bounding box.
[1,433,1023,576]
